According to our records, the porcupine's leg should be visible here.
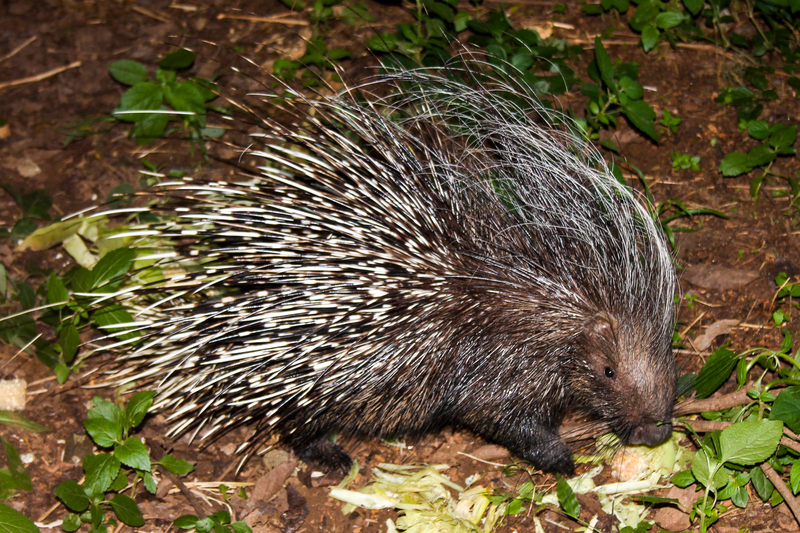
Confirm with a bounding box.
[284,433,354,474]
[504,423,575,474]
[468,416,575,474]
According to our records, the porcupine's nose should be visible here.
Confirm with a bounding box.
[628,422,672,446]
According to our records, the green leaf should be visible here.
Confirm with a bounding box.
[751,465,774,501]
[790,459,800,494]
[21,190,52,220]
[125,391,156,429]
[594,37,617,93]
[92,304,139,341]
[109,60,149,86]
[619,77,643,100]
[719,152,753,177]
[0,184,23,208]
[770,386,800,433]
[91,247,136,288]
[113,83,163,122]
[695,348,740,399]
[0,438,31,492]
[720,420,783,465]
[0,502,40,533]
[144,471,157,494]
[747,120,771,140]
[131,111,170,143]
[556,476,580,519]
[230,521,252,533]
[730,484,749,508]
[114,437,151,471]
[55,480,91,512]
[109,494,145,527]
[174,515,199,529]
[84,418,122,448]
[683,0,703,15]
[671,469,696,488]
[83,453,121,493]
[59,323,80,364]
[0,412,48,432]
[46,273,69,310]
[691,448,728,490]
[164,82,206,115]
[62,512,81,532]
[769,124,797,150]
[10,219,37,243]
[87,397,123,425]
[159,48,195,70]
[623,99,659,142]
[746,144,776,168]
[655,11,685,29]
[160,454,195,475]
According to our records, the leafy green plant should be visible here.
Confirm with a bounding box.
[55,392,195,532]
[714,85,777,127]
[109,48,224,145]
[0,437,32,501]
[580,38,660,144]
[584,0,704,52]
[718,120,797,199]
[0,185,53,242]
[174,511,251,533]
[672,333,800,531]
[273,39,351,85]
[671,151,700,171]
[660,109,682,133]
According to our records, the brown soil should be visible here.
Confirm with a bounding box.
[1,1,799,533]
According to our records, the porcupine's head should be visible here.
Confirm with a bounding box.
[383,61,679,449]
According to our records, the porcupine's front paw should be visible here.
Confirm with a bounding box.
[291,437,354,474]
[525,439,575,474]
[503,429,575,474]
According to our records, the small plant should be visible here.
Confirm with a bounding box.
[584,0,704,52]
[671,151,700,171]
[660,109,681,133]
[718,120,797,199]
[273,39,351,85]
[55,392,195,532]
[0,185,53,242]
[109,48,225,145]
[580,38,660,144]
[174,511,251,533]
[670,333,800,531]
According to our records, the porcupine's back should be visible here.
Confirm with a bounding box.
[101,61,677,473]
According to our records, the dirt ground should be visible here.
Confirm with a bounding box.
[2,0,800,532]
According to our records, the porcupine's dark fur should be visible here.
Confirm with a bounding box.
[95,59,678,475]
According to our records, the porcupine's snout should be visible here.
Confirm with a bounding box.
[628,420,672,446]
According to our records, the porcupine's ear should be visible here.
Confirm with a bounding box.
[583,312,618,343]
[581,312,619,367]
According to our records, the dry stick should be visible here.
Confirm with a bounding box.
[674,388,752,417]
[0,35,37,64]
[761,463,800,526]
[0,61,81,91]
[216,13,309,26]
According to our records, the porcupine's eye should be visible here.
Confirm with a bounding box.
[604,367,615,379]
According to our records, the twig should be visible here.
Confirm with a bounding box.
[674,388,752,416]
[131,5,174,24]
[761,463,800,527]
[216,13,309,26]
[0,35,37,64]
[0,61,81,91]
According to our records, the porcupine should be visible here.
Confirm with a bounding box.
[96,59,678,475]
